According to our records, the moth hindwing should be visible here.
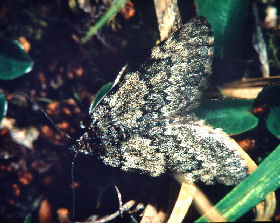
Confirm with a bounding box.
[71,17,248,186]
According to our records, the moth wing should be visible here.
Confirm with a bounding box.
[90,17,214,130]
[140,16,214,116]
[74,17,247,185]
[164,119,249,185]
[102,116,248,186]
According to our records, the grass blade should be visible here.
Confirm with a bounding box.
[195,144,280,222]
[81,0,127,43]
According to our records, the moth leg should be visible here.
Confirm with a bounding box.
[167,182,196,223]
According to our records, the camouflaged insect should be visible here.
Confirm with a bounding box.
[71,17,248,186]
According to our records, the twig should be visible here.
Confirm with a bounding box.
[167,181,197,223]
[153,0,182,41]
[220,76,280,99]
[130,215,138,223]
[92,200,136,223]
[114,185,123,217]
[193,186,226,222]
[252,2,270,77]
[128,203,145,215]
[140,202,166,223]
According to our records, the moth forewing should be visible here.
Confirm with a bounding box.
[71,16,248,186]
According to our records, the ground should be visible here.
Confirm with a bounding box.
[0,0,279,222]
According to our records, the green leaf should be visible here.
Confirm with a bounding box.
[194,99,258,134]
[195,0,250,58]
[196,143,280,222]
[24,213,31,223]
[267,106,280,138]
[254,85,280,107]
[254,86,280,138]
[0,38,33,80]
[90,82,113,111]
[0,94,7,124]
[81,0,127,43]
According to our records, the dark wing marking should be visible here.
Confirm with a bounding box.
[73,17,248,185]
[90,17,214,130]
[98,116,248,186]
[141,16,214,116]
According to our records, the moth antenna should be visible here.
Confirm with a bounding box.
[209,97,242,102]
[71,150,80,222]
[18,91,80,220]
[18,91,73,141]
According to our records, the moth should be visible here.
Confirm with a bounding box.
[70,16,248,186]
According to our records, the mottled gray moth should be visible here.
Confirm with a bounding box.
[70,16,248,186]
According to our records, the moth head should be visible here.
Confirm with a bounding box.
[69,131,93,155]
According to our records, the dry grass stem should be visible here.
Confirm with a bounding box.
[193,187,226,222]
[140,203,167,223]
[167,181,196,223]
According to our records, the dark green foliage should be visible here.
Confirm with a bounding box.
[91,82,113,108]
[24,214,31,223]
[195,0,250,59]
[196,143,280,222]
[0,94,7,124]
[267,107,280,138]
[254,85,280,106]
[254,86,280,138]
[194,99,258,134]
[0,38,33,80]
